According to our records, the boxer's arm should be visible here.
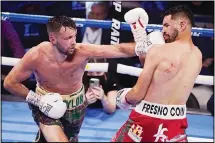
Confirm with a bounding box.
[79,43,136,58]
[3,47,38,98]
[126,47,161,104]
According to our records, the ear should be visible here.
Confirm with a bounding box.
[179,20,187,32]
[49,34,57,44]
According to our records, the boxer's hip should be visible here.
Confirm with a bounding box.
[132,100,187,120]
[35,84,87,110]
[29,84,88,138]
[113,117,188,142]
[113,100,188,142]
[35,84,88,120]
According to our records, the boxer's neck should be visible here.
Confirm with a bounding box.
[175,30,192,43]
[51,45,67,63]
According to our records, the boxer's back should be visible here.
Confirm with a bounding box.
[144,41,202,105]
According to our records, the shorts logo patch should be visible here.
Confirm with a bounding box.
[153,123,168,142]
[128,124,143,142]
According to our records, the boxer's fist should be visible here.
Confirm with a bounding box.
[39,93,67,119]
[124,8,149,43]
[147,31,165,45]
[135,31,165,56]
[124,8,149,30]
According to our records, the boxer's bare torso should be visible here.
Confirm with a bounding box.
[4,41,135,97]
[34,42,88,94]
[143,41,202,105]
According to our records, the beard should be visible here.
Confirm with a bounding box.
[55,42,74,56]
[163,28,178,43]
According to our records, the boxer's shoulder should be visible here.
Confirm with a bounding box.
[75,43,93,49]
[193,45,202,57]
[74,43,94,56]
[25,46,40,59]
[29,42,49,52]
[73,43,87,56]
[146,45,162,58]
[38,41,51,47]
[24,42,50,62]
[74,43,82,50]
[191,45,203,69]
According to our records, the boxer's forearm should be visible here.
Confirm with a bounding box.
[3,79,29,98]
[117,43,136,57]
[125,89,141,105]
[80,43,136,58]
[125,86,147,105]
[99,43,136,58]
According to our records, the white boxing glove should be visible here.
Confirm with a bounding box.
[116,88,132,110]
[135,31,165,56]
[124,8,149,43]
[26,91,67,119]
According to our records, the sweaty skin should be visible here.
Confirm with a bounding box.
[127,41,202,105]
[4,41,135,97]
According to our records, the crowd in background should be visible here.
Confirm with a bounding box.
[1,1,214,115]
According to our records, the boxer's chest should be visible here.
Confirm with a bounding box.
[35,57,87,84]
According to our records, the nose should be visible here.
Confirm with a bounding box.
[70,38,76,45]
[162,26,167,34]
[162,28,165,33]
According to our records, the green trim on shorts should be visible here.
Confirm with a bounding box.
[29,84,88,142]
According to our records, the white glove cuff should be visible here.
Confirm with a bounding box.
[26,90,41,107]
[132,29,147,43]
[135,31,165,56]
[135,38,153,56]
[116,88,132,110]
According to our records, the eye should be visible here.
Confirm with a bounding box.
[64,36,72,40]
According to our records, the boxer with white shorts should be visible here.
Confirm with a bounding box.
[113,5,202,142]
[3,15,137,142]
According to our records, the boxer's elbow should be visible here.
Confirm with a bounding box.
[3,76,14,91]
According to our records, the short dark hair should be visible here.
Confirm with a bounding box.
[161,5,194,27]
[46,15,77,33]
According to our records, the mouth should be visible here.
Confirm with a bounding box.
[68,48,75,53]
[163,35,169,40]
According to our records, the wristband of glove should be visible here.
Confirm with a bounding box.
[135,37,153,56]
[26,90,41,107]
[135,31,165,56]
[116,88,132,110]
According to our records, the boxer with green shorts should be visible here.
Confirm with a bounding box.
[4,15,137,142]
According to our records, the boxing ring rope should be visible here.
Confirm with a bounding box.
[1,12,214,37]
[2,57,214,85]
[1,57,109,72]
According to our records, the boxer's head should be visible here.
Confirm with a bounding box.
[161,5,194,43]
[47,15,77,55]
